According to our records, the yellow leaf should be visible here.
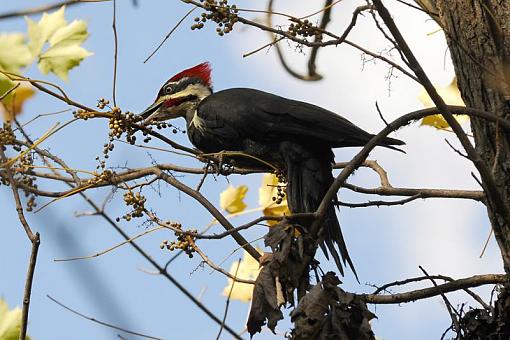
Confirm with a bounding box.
[48,20,89,46]
[1,83,36,122]
[39,43,93,80]
[222,250,262,302]
[259,174,290,226]
[220,185,248,214]
[0,298,31,339]
[417,77,469,129]
[0,33,32,74]
[420,114,450,129]
[26,5,66,57]
[26,6,92,80]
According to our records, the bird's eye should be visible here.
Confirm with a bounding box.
[164,85,173,94]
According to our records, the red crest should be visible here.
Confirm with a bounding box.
[168,62,212,87]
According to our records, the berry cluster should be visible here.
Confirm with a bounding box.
[160,224,197,258]
[273,170,287,204]
[0,123,15,149]
[108,109,142,141]
[273,184,286,204]
[26,195,37,212]
[192,0,239,36]
[73,109,95,120]
[16,153,34,173]
[121,190,146,221]
[86,169,114,185]
[0,128,38,212]
[100,107,143,169]
[14,153,38,212]
[96,98,110,110]
[288,19,323,41]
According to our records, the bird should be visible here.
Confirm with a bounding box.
[140,62,404,277]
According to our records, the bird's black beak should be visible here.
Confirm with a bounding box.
[140,101,163,120]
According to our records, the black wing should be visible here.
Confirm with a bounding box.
[198,88,403,148]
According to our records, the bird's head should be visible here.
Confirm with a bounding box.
[140,62,213,123]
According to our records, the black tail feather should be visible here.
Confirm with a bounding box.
[280,142,357,279]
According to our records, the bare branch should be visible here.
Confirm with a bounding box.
[0,0,110,20]
[363,274,508,304]
[154,168,261,261]
[372,273,491,310]
[342,183,484,202]
[337,194,421,208]
[0,148,40,340]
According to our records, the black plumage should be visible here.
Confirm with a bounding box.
[184,88,404,276]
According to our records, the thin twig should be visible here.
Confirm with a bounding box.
[299,0,342,20]
[191,241,255,284]
[394,0,438,16]
[243,37,283,58]
[0,82,20,100]
[419,266,461,333]
[444,138,469,159]
[196,163,209,192]
[480,228,494,259]
[0,0,111,20]
[17,109,71,129]
[216,259,241,340]
[54,226,165,262]
[144,7,197,63]
[375,101,390,127]
[111,0,118,106]
[47,295,162,340]
[147,211,275,240]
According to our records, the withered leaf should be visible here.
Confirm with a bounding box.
[247,265,283,337]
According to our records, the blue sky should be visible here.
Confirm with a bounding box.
[0,1,503,339]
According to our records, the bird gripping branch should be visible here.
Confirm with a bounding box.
[140,62,404,278]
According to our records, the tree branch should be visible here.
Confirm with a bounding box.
[0,0,110,20]
[153,168,261,261]
[0,148,40,340]
[363,273,508,304]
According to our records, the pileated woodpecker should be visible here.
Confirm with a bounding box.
[140,62,404,277]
